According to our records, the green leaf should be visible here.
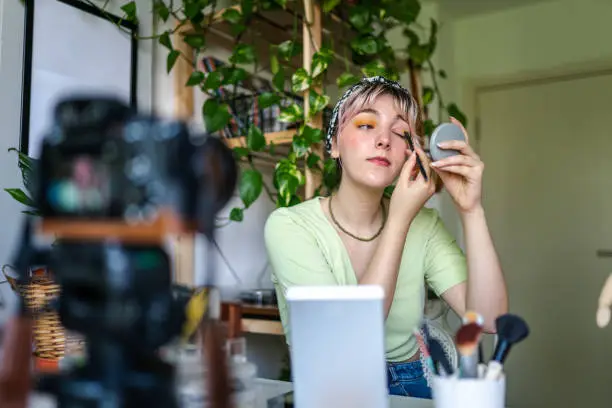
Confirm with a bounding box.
[291,68,311,93]
[270,54,280,74]
[222,8,242,24]
[348,6,371,32]
[422,86,434,105]
[274,0,287,8]
[184,3,203,20]
[233,147,250,158]
[183,34,205,49]
[292,134,309,158]
[323,0,341,13]
[361,60,388,77]
[167,50,180,73]
[186,71,205,86]
[203,71,223,90]
[247,125,266,151]
[22,210,41,216]
[337,72,360,88]
[386,0,421,25]
[4,188,35,208]
[8,148,36,195]
[438,69,447,79]
[230,44,256,65]
[257,92,280,108]
[427,18,438,55]
[241,0,254,18]
[268,142,276,156]
[351,35,379,55]
[407,43,431,66]
[229,207,244,221]
[311,48,333,78]
[230,23,247,36]
[279,104,303,123]
[202,99,232,133]
[272,67,285,91]
[383,185,395,199]
[302,125,323,144]
[446,103,468,127]
[308,91,329,116]
[159,31,173,50]
[277,40,302,61]
[221,66,248,85]
[120,1,137,22]
[154,1,170,22]
[323,158,340,191]
[275,172,300,206]
[239,169,263,208]
[306,153,321,169]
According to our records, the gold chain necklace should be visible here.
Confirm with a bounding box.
[328,195,387,242]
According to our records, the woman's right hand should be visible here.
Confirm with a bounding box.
[388,146,435,224]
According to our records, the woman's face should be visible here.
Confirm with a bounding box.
[332,93,411,190]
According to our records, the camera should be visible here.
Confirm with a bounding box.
[35,96,237,232]
[13,96,239,408]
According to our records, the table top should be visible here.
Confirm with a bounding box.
[27,378,433,407]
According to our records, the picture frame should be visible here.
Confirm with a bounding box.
[20,0,138,158]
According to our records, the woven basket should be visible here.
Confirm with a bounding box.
[2,266,84,360]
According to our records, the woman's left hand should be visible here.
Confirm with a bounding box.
[430,117,484,214]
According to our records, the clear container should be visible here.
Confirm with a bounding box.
[175,344,208,408]
[227,337,257,408]
[174,338,258,408]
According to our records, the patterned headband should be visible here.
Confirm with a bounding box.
[324,75,413,154]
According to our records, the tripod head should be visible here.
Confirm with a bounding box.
[0,96,238,408]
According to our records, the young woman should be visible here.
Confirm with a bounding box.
[264,76,508,399]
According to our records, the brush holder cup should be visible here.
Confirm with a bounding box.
[432,375,506,408]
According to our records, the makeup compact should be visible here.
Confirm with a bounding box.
[429,123,466,162]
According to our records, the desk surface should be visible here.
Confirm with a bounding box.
[28,378,433,407]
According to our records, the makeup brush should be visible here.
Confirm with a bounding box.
[485,313,530,380]
[462,311,485,365]
[428,337,454,377]
[455,322,483,379]
[413,328,437,378]
[405,131,428,181]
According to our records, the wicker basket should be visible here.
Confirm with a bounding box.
[2,266,84,360]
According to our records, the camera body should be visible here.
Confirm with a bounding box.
[35,96,236,228]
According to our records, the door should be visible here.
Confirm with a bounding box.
[476,70,612,408]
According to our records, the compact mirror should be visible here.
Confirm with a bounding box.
[429,123,466,162]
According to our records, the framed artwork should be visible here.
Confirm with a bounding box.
[20,0,138,158]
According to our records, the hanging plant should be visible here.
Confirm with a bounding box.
[8,0,468,224]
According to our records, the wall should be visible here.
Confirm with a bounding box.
[435,0,612,405]
[0,0,26,318]
[0,0,154,319]
[439,0,612,272]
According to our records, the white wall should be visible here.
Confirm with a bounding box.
[0,0,154,318]
[0,0,27,315]
[435,0,612,406]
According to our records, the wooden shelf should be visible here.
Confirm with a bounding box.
[223,129,295,148]
[202,3,361,80]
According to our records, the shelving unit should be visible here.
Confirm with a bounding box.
[171,1,336,294]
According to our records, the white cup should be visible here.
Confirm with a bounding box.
[431,375,506,408]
